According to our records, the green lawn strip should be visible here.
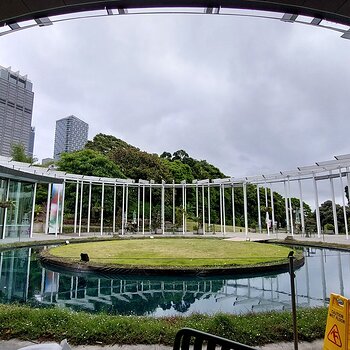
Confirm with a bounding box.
[47,239,292,267]
[0,304,327,346]
[0,236,118,252]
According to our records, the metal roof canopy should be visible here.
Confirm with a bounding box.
[1,1,350,28]
[0,164,63,184]
[1,154,350,186]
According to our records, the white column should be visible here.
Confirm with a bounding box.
[45,183,52,235]
[87,182,92,233]
[149,183,152,232]
[60,181,66,235]
[137,185,140,233]
[113,183,116,234]
[257,185,262,234]
[121,184,125,235]
[283,181,290,234]
[329,171,339,235]
[270,185,275,234]
[142,185,145,235]
[219,184,223,234]
[100,182,105,236]
[74,181,79,234]
[339,168,348,239]
[243,182,248,237]
[184,184,187,233]
[55,185,61,237]
[182,182,185,234]
[298,179,305,235]
[287,177,294,236]
[202,184,205,235]
[172,180,175,229]
[78,181,83,237]
[196,184,199,218]
[161,181,165,234]
[222,185,226,235]
[231,185,236,233]
[125,184,129,232]
[14,182,21,232]
[313,174,322,238]
[30,183,37,238]
[265,185,270,236]
[208,185,211,231]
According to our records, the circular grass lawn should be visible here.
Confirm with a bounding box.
[43,238,296,272]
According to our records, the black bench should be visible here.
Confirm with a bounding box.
[173,328,257,350]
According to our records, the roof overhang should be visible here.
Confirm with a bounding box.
[0,164,63,184]
[1,1,350,28]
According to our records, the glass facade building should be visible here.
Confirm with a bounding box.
[0,178,35,239]
[0,65,35,157]
[53,115,89,160]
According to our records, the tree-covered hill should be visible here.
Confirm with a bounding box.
[53,133,313,230]
[83,133,226,182]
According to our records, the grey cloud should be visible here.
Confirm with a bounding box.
[0,13,349,197]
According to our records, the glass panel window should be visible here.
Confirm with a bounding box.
[4,180,34,239]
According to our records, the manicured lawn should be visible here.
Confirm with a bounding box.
[48,238,292,267]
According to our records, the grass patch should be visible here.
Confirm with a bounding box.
[0,304,327,346]
[47,239,292,268]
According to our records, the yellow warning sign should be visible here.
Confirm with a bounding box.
[327,324,342,347]
[324,294,349,350]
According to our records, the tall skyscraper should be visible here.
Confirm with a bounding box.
[0,65,34,157]
[53,115,89,160]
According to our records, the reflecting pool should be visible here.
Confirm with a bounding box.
[0,246,349,316]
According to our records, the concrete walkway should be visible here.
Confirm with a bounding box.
[1,230,350,246]
[1,231,336,350]
[0,339,324,350]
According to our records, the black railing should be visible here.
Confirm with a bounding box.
[173,328,257,350]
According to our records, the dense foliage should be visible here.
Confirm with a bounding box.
[49,134,313,230]
[11,144,36,163]
[46,133,347,232]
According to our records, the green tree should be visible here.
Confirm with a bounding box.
[161,159,194,183]
[86,134,172,182]
[318,200,350,233]
[160,151,172,160]
[172,149,189,161]
[11,144,36,163]
[57,149,125,178]
[85,133,132,156]
[57,149,126,223]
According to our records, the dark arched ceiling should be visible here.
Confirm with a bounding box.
[1,1,350,28]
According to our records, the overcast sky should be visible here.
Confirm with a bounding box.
[0,11,350,204]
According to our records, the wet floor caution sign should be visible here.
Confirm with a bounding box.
[324,294,349,350]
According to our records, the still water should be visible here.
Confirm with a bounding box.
[0,246,349,316]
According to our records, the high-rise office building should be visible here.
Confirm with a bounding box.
[53,115,89,160]
[0,65,34,157]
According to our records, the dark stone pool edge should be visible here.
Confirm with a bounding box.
[39,251,305,277]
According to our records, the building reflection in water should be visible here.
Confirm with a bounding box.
[0,247,350,316]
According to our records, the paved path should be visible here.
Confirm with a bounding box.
[0,339,324,350]
[1,231,337,350]
[1,230,350,246]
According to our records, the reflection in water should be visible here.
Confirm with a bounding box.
[0,247,350,316]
